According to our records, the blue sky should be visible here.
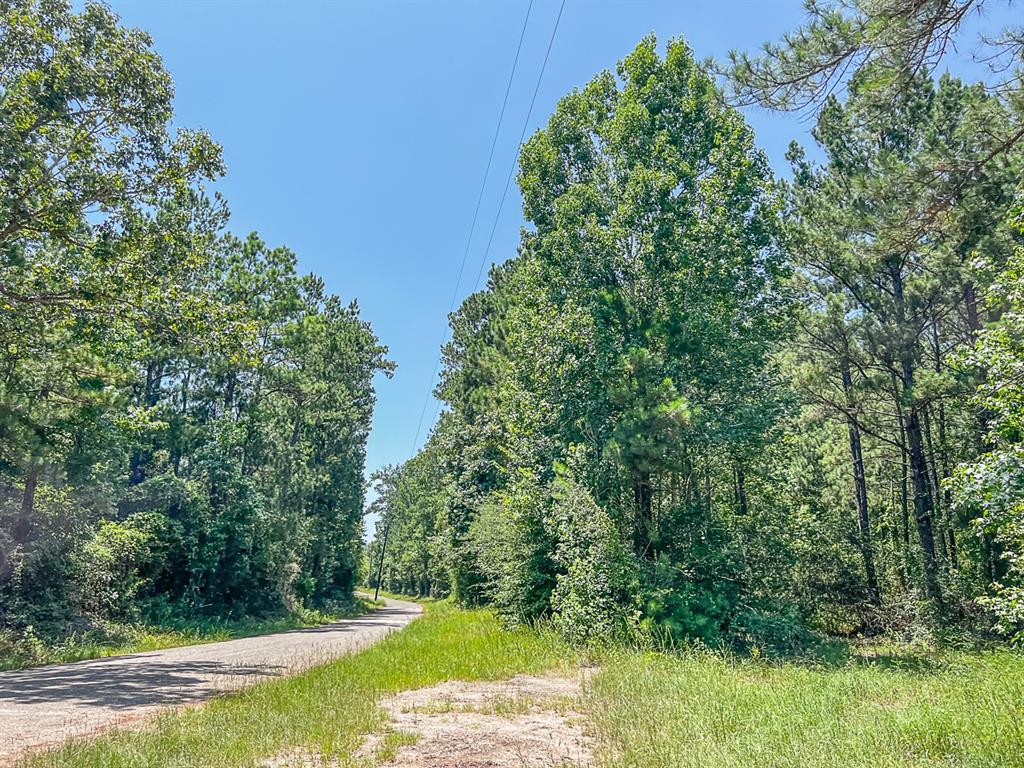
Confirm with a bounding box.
[109,0,1013,514]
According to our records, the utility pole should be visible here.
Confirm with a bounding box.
[373,521,391,602]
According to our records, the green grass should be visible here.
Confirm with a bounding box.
[22,602,574,767]
[358,587,437,604]
[19,603,1024,768]
[588,645,1024,768]
[0,601,372,672]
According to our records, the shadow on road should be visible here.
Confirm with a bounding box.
[0,657,284,708]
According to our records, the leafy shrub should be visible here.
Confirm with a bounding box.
[75,518,159,622]
[952,447,1024,643]
[0,626,47,668]
[548,474,641,643]
[469,472,556,626]
[639,557,740,646]
[728,606,819,656]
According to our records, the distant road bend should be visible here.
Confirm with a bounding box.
[0,595,421,764]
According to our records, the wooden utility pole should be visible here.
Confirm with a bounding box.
[373,521,391,602]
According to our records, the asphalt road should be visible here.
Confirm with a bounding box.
[0,595,421,764]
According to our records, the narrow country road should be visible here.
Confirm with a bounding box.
[0,596,421,765]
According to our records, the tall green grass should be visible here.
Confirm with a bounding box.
[588,646,1024,768]
[23,603,573,768]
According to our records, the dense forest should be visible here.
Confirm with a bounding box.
[0,0,391,657]
[370,3,1024,649]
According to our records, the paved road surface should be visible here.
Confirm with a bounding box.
[0,596,421,764]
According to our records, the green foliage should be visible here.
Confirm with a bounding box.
[373,32,1024,651]
[548,470,641,644]
[5,0,1024,670]
[366,441,450,599]
[75,518,158,622]
[726,0,1023,119]
[419,36,790,644]
[468,470,555,625]
[950,195,1024,641]
[0,0,390,654]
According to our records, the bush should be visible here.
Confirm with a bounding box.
[638,557,740,646]
[548,474,641,643]
[75,517,160,622]
[469,472,556,626]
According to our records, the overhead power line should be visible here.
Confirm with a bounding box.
[407,1,535,458]
[375,0,566,589]
[470,0,565,295]
[420,0,567,438]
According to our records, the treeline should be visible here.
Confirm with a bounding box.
[370,15,1024,647]
[0,0,390,646]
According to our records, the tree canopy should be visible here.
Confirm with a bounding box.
[370,32,1024,649]
[0,0,391,644]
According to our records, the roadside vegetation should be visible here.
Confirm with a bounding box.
[368,5,1024,652]
[21,602,1024,768]
[21,602,573,768]
[0,0,391,661]
[592,646,1024,767]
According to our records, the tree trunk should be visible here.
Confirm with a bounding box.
[922,405,948,564]
[891,374,911,556]
[841,362,880,604]
[890,476,909,590]
[733,462,748,516]
[129,360,165,486]
[633,470,653,557]
[891,264,941,603]
[13,465,39,545]
[906,404,942,602]
[964,282,982,343]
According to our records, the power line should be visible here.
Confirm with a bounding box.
[408,0,535,457]
[471,0,566,295]
[421,0,567,437]
[374,0,566,586]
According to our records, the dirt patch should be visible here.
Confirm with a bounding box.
[357,670,596,767]
[259,748,332,767]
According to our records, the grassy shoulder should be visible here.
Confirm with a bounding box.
[20,602,1024,768]
[589,643,1024,768]
[0,599,374,672]
[358,587,437,604]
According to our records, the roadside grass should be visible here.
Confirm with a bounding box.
[21,602,575,768]
[0,600,373,672]
[357,587,437,604]
[588,644,1024,768]
[18,601,1024,768]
